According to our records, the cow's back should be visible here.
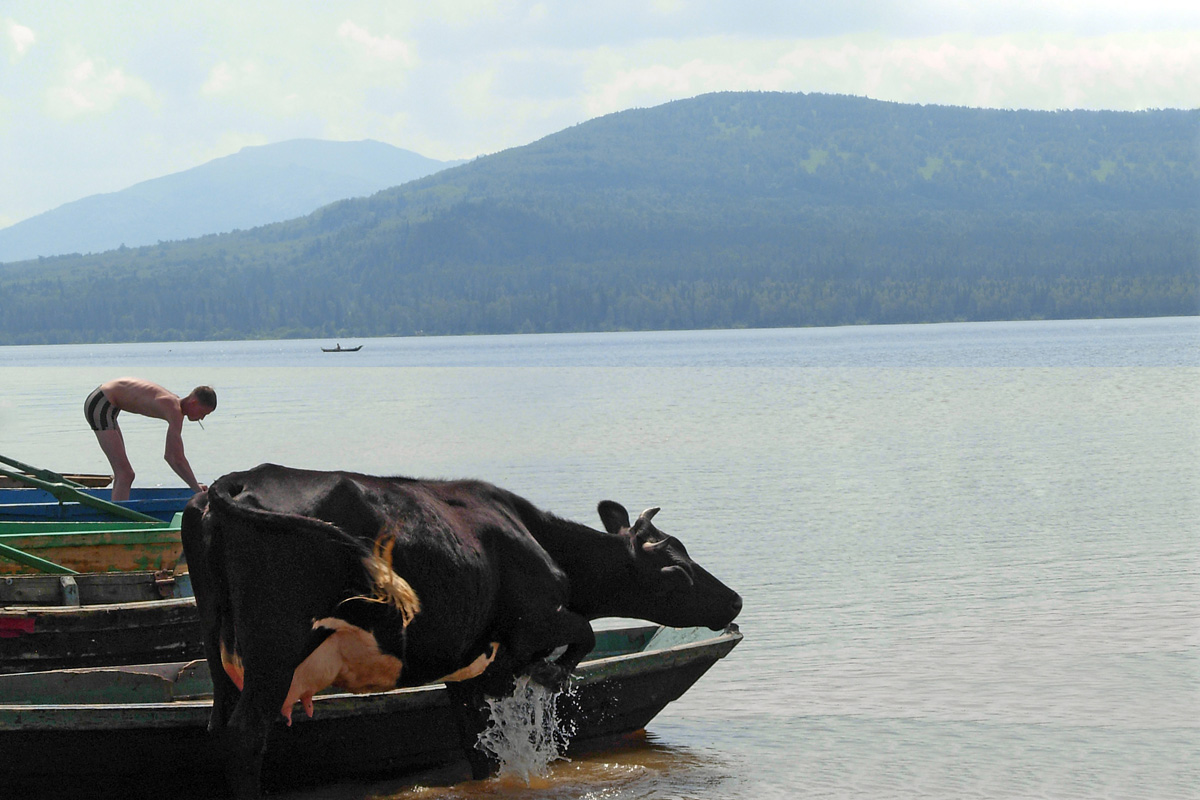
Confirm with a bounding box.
[199,465,570,687]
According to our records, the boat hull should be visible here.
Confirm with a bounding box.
[0,516,183,575]
[0,486,194,522]
[0,624,741,797]
[0,576,200,673]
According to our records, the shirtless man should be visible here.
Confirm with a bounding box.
[84,378,217,501]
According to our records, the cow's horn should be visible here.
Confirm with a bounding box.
[642,536,671,552]
[631,507,660,535]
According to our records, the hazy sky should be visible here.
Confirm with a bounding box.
[2,1,1197,228]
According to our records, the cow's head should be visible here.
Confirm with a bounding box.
[597,501,742,630]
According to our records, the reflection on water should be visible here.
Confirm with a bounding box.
[267,733,731,800]
[379,734,730,800]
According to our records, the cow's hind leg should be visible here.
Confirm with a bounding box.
[445,680,500,780]
[205,637,241,733]
[222,671,292,799]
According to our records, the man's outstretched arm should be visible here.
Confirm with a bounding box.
[164,419,205,492]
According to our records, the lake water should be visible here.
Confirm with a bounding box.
[1,317,1198,799]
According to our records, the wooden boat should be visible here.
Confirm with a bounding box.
[0,514,183,576]
[1,455,191,523]
[0,486,195,522]
[322,343,363,352]
[0,472,111,489]
[0,508,192,674]
[0,623,742,798]
[0,456,109,488]
[0,570,200,673]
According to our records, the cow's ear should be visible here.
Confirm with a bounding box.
[597,500,630,534]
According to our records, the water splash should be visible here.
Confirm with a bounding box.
[475,675,575,785]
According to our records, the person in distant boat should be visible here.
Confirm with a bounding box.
[84,378,217,501]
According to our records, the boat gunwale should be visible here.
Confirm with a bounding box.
[0,624,741,726]
[0,520,176,533]
[1,595,196,616]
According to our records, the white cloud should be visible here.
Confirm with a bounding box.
[774,32,1200,110]
[574,31,1200,119]
[411,0,503,27]
[525,4,549,24]
[338,20,415,66]
[45,54,155,118]
[586,50,792,117]
[201,61,260,97]
[199,60,307,116]
[4,19,35,59]
[650,0,685,14]
[2,1,1197,228]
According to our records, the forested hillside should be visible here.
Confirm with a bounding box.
[1,92,1196,345]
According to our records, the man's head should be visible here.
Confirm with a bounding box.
[184,386,217,421]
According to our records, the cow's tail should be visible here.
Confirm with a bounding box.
[205,476,421,628]
[351,536,421,626]
[181,490,244,725]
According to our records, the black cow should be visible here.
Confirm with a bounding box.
[181,463,741,797]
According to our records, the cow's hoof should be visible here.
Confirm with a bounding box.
[525,660,569,692]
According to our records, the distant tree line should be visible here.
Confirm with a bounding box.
[1,92,1195,344]
[3,207,1193,344]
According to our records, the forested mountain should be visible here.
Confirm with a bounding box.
[1,92,1196,345]
[0,139,462,263]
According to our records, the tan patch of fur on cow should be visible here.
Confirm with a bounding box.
[347,537,421,626]
[281,618,405,725]
[435,641,500,684]
[220,640,245,691]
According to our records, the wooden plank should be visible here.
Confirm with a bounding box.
[0,474,112,489]
[0,455,90,488]
[0,571,187,605]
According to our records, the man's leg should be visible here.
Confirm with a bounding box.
[94,428,134,501]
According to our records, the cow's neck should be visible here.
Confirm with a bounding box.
[527,516,634,619]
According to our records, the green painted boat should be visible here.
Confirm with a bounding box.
[0,623,742,798]
[0,513,193,673]
[0,513,183,576]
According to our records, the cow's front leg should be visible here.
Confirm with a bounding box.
[519,608,595,692]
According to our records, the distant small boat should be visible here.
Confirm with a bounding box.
[321,343,362,352]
